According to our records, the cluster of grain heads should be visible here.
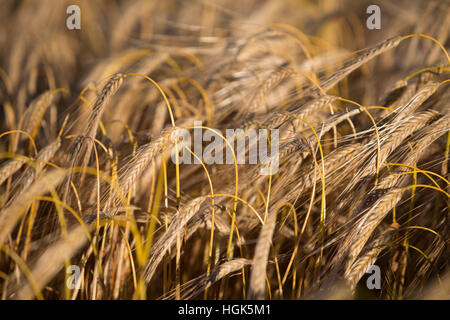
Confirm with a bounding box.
[0,0,449,300]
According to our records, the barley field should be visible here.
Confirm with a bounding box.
[0,0,449,300]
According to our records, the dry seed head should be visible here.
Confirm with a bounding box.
[344,187,406,272]
[0,168,66,244]
[144,196,208,283]
[111,126,178,208]
[0,157,26,186]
